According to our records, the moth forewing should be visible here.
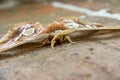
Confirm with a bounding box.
[75,26,120,31]
[0,22,48,52]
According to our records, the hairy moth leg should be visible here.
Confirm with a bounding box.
[51,30,75,49]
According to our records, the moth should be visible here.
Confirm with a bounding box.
[0,17,120,52]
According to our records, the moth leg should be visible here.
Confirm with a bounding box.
[51,30,75,49]
[41,38,49,46]
[64,35,76,44]
[33,38,49,48]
